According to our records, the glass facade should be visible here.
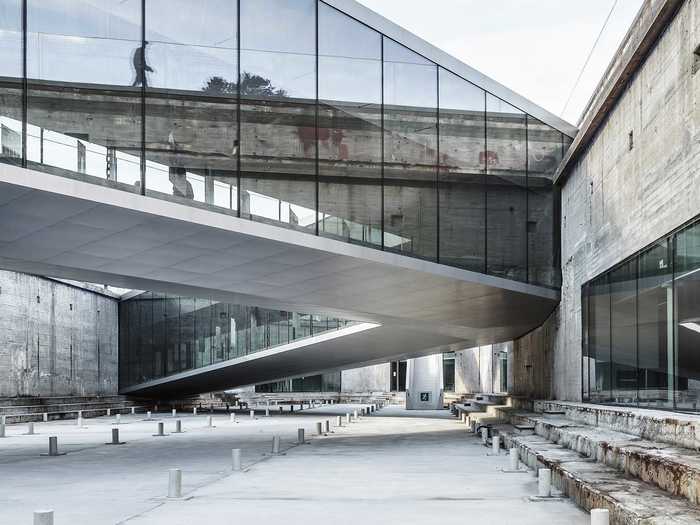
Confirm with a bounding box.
[119,291,355,388]
[256,372,341,393]
[583,216,700,410]
[0,0,572,288]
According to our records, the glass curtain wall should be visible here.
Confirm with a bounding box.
[119,291,355,388]
[4,0,571,289]
[583,216,700,410]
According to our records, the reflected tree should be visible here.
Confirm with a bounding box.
[202,74,287,97]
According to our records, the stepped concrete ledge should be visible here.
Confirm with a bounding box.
[506,434,700,525]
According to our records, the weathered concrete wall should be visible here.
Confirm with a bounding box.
[455,343,512,394]
[0,270,119,397]
[512,312,556,400]
[341,363,391,393]
[535,0,700,401]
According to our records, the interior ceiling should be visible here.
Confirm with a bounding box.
[0,164,559,390]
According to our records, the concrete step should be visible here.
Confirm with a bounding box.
[507,434,700,524]
[0,395,127,407]
[0,400,139,416]
[516,412,700,505]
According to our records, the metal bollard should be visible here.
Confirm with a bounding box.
[297,428,305,444]
[324,420,330,434]
[250,410,255,419]
[207,416,213,428]
[174,420,183,433]
[232,448,242,471]
[168,469,182,498]
[272,435,280,454]
[538,468,552,498]
[509,448,519,470]
[336,415,342,427]
[492,435,500,455]
[590,509,610,525]
[27,422,35,435]
[33,510,54,525]
[481,427,488,445]
[316,422,323,436]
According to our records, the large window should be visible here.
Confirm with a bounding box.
[9,0,570,289]
[583,216,700,411]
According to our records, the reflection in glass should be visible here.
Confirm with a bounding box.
[26,0,142,189]
[610,261,637,403]
[589,275,611,402]
[145,1,238,211]
[438,68,485,271]
[486,94,526,281]
[0,0,23,166]
[239,0,317,231]
[318,3,382,247]
[383,38,438,260]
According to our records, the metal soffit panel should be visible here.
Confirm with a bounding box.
[0,165,558,350]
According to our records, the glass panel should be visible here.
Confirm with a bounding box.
[486,94,526,282]
[610,260,637,404]
[26,0,142,189]
[527,117,561,287]
[317,3,382,246]
[145,1,237,212]
[674,222,700,410]
[582,285,590,400]
[0,0,23,166]
[179,297,196,371]
[239,0,316,232]
[589,275,611,402]
[195,298,212,368]
[438,68,485,271]
[638,240,673,408]
[165,295,180,375]
[383,38,437,260]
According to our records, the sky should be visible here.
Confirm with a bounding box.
[357,0,644,126]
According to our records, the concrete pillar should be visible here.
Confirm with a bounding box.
[590,509,610,525]
[492,435,500,455]
[174,420,182,433]
[232,449,242,471]
[538,469,551,498]
[33,510,54,525]
[297,428,305,444]
[48,436,59,456]
[509,448,519,470]
[168,469,182,498]
[316,422,323,436]
[272,435,280,454]
[336,416,342,427]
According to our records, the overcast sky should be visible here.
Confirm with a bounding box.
[357,0,644,125]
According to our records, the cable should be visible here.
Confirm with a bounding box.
[561,0,619,118]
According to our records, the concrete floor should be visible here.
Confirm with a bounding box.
[0,405,589,524]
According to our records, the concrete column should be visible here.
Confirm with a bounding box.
[232,449,242,471]
[297,428,305,444]
[538,469,551,498]
[168,469,182,498]
[33,510,54,525]
[590,509,610,525]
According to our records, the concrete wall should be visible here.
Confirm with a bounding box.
[455,343,512,394]
[341,363,391,393]
[0,270,119,397]
[521,0,700,401]
[512,313,556,400]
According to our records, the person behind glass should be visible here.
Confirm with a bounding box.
[132,41,154,87]
[169,167,194,199]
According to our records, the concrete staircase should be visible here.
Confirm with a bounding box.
[0,395,147,424]
[479,400,700,524]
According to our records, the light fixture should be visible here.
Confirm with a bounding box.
[680,322,700,334]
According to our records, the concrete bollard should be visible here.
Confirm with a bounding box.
[492,435,500,455]
[250,410,255,419]
[232,448,242,471]
[0,422,5,438]
[131,407,136,415]
[77,416,84,428]
[324,420,330,434]
[154,422,167,437]
[297,428,305,444]
[272,435,280,454]
[481,427,488,445]
[316,422,323,436]
[509,448,519,470]
[168,469,182,498]
[107,408,111,416]
[336,415,342,427]
[590,509,610,525]
[43,412,48,422]
[290,405,294,412]
[207,416,213,428]
[33,510,54,525]
[116,413,121,424]
[279,406,283,414]
[230,413,236,423]
[27,422,35,435]
[108,428,125,445]
[48,436,59,456]
[538,468,552,498]
[172,409,177,417]
[174,420,183,433]
[345,413,351,424]
[353,409,358,421]
[193,407,197,416]
[146,411,152,421]
[265,407,270,417]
